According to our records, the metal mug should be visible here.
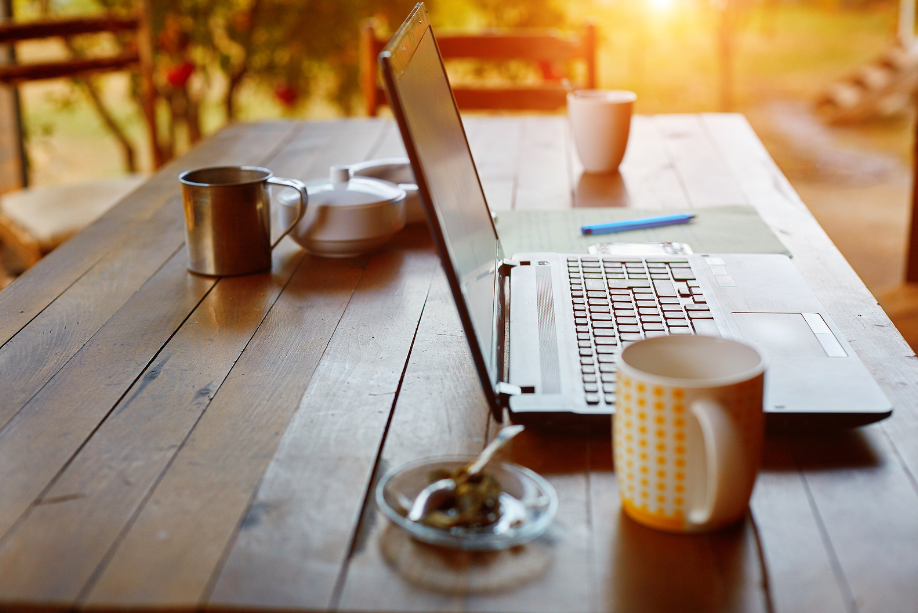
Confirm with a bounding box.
[179,166,307,276]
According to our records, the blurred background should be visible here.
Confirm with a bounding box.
[3,0,917,346]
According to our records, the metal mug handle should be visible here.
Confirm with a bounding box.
[268,176,307,249]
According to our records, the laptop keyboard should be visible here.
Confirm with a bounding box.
[567,256,716,406]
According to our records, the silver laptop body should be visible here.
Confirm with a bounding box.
[380,3,892,430]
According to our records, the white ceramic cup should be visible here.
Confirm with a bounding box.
[567,90,636,174]
[613,335,766,533]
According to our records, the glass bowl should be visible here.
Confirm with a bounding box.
[376,456,558,550]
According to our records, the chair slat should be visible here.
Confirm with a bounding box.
[0,54,139,84]
[0,16,139,43]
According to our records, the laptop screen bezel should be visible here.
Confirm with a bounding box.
[379,2,504,421]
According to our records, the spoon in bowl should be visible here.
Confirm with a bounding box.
[407,424,525,523]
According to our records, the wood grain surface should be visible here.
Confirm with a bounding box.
[0,115,915,613]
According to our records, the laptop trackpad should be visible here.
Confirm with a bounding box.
[732,312,847,358]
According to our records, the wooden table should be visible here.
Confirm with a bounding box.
[1,115,917,613]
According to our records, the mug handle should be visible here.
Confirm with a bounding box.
[688,399,747,528]
[267,176,307,249]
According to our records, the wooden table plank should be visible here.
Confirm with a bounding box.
[0,198,186,431]
[588,460,768,613]
[616,116,693,210]
[791,429,918,613]
[653,115,748,209]
[0,249,213,545]
[0,243,303,604]
[749,438,850,613]
[205,226,439,610]
[80,252,365,608]
[515,117,573,211]
[465,115,524,212]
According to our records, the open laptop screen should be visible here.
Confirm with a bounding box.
[381,7,504,394]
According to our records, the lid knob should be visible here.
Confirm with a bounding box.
[330,165,350,190]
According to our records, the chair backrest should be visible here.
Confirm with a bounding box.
[361,20,596,116]
[0,0,163,172]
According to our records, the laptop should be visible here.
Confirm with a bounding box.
[379,3,892,431]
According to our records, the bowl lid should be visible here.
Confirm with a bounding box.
[279,165,405,208]
[310,176,405,207]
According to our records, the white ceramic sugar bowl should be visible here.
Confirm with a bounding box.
[279,166,406,257]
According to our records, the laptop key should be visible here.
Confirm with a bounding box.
[608,280,651,289]
[620,333,642,341]
[653,280,677,297]
[585,393,600,405]
[585,279,606,291]
[692,319,720,336]
[671,268,696,281]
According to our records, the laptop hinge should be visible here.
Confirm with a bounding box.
[499,259,520,275]
[497,382,522,398]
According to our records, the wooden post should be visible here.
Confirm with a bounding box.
[137,0,163,169]
[360,19,380,117]
[0,0,25,191]
[583,22,596,90]
[717,0,735,112]
[906,109,918,282]
[900,0,915,46]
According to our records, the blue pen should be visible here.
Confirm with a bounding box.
[581,213,695,235]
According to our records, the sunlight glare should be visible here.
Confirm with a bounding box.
[649,0,676,13]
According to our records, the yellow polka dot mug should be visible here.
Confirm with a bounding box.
[614,335,766,533]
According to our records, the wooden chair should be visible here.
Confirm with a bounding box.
[0,1,161,273]
[361,20,597,116]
